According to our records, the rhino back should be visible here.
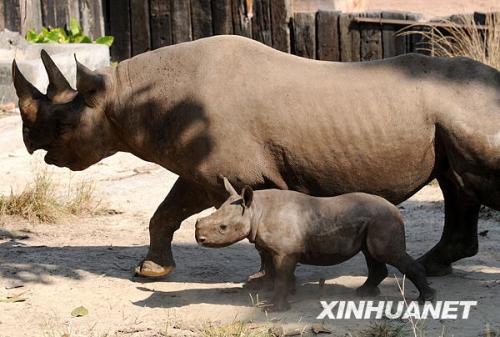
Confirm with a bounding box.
[110,36,497,203]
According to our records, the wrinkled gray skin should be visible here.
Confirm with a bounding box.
[11,35,500,280]
[195,178,436,311]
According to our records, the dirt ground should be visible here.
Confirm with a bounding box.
[1,110,499,337]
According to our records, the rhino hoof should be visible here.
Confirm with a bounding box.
[134,260,175,277]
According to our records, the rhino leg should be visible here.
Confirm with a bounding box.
[418,174,480,276]
[269,254,298,312]
[244,248,275,290]
[135,177,215,277]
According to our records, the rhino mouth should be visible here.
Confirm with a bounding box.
[196,237,232,248]
[199,242,232,248]
[44,153,64,166]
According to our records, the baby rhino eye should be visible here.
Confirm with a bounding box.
[219,224,227,231]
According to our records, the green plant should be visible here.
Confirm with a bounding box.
[25,18,114,46]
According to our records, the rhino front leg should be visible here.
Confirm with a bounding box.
[135,177,214,277]
[418,174,480,276]
[244,248,275,290]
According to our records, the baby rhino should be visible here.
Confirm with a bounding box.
[195,178,436,311]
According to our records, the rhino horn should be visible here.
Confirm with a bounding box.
[12,59,44,122]
[223,177,238,196]
[41,49,76,103]
[75,55,105,107]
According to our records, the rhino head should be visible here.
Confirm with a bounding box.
[12,50,120,171]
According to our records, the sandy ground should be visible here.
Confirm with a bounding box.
[0,112,499,337]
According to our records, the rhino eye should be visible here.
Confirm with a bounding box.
[219,224,227,231]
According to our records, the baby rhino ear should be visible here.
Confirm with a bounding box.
[241,186,253,208]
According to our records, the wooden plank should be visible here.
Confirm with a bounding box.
[339,13,360,62]
[232,0,252,38]
[3,0,21,31]
[54,0,69,27]
[270,0,292,52]
[473,12,486,25]
[150,0,171,49]
[109,0,131,60]
[0,0,5,31]
[41,0,56,27]
[252,0,272,46]
[79,0,104,39]
[69,0,80,24]
[191,0,212,40]
[171,0,192,43]
[130,0,150,55]
[293,12,316,59]
[381,11,406,58]
[406,13,423,53]
[20,0,43,34]
[316,10,340,61]
[360,12,382,61]
[212,0,233,35]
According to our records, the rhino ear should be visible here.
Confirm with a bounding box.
[75,55,105,107]
[241,186,253,208]
[12,59,44,122]
[41,49,76,103]
[223,177,238,196]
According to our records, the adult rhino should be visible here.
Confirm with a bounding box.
[12,35,500,280]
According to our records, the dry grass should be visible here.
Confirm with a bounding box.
[0,168,100,223]
[202,321,271,337]
[404,13,500,69]
[361,320,407,337]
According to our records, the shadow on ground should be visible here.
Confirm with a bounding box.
[0,200,499,311]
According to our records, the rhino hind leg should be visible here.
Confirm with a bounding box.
[135,177,216,278]
[356,249,388,297]
[417,174,480,276]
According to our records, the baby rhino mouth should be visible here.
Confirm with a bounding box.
[195,232,231,248]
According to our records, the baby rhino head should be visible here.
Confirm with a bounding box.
[195,177,254,248]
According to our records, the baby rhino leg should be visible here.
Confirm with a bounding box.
[388,254,436,303]
[356,249,388,297]
[270,254,298,312]
[367,217,436,303]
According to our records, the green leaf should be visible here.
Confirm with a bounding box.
[45,30,61,42]
[69,17,81,36]
[25,30,38,42]
[95,36,114,47]
[80,35,92,43]
[71,306,88,317]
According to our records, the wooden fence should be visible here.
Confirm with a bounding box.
[0,0,491,63]
[0,0,104,40]
[104,0,426,61]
